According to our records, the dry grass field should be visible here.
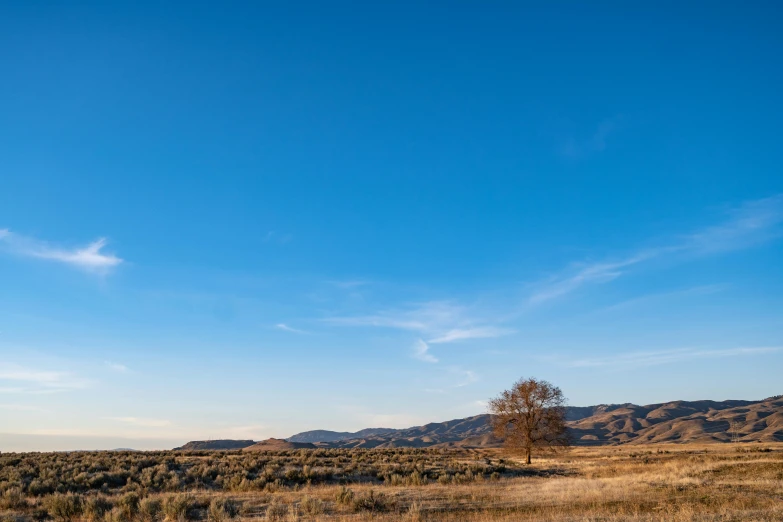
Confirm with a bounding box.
[1,444,782,522]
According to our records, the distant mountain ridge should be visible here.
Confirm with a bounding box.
[291,397,783,448]
[288,428,395,443]
[244,438,316,450]
[173,397,782,450]
[174,439,256,451]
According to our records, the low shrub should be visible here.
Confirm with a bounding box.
[117,492,140,516]
[206,498,238,522]
[351,490,391,513]
[299,496,324,516]
[139,498,162,522]
[334,486,354,506]
[46,493,83,522]
[162,494,195,522]
[84,496,112,522]
[0,488,27,510]
[264,502,288,521]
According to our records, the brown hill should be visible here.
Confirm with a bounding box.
[174,397,782,452]
[244,438,316,451]
[174,439,256,451]
[305,397,782,449]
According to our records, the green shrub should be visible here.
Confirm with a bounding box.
[47,493,83,522]
[84,496,112,522]
[264,502,287,521]
[0,488,27,510]
[299,496,324,516]
[162,494,194,522]
[104,507,131,522]
[334,486,354,506]
[351,490,391,513]
[139,498,162,522]
[118,492,140,517]
[206,498,238,522]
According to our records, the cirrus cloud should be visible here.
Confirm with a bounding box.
[0,229,123,273]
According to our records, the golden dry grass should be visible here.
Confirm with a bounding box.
[2,444,782,521]
[224,444,783,521]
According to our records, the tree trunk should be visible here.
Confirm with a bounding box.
[526,448,531,464]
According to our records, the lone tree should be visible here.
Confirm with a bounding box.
[488,377,570,464]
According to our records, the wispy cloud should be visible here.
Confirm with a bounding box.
[326,301,514,346]
[276,323,307,334]
[529,195,783,303]
[412,339,438,363]
[105,417,173,427]
[0,363,89,394]
[556,346,780,369]
[591,285,726,315]
[0,230,123,273]
[529,251,660,303]
[105,362,130,373]
[451,367,479,387]
[428,326,516,344]
[682,194,783,254]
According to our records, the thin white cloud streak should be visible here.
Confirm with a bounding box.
[325,301,514,346]
[591,285,726,315]
[428,327,516,344]
[563,346,780,369]
[451,368,478,387]
[412,339,438,363]
[105,362,130,373]
[325,315,426,331]
[0,363,89,393]
[105,417,173,427]
[0,387,26,394]
[529,251,658,304]
[530,194,783,303]
[276,323,307,334]
[0,230,122,273]
[683,194,783,254]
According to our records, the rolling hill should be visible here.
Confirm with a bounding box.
[293,396,783,448]
[173,396,782,450]
[174,439,256,450]
[287,428,395,443]
[243,438,317,450]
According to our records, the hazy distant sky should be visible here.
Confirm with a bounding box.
[1,2,782,451]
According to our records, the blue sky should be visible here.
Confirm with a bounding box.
[1,2,782,451]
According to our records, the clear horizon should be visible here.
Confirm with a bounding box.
[1,2,782,452]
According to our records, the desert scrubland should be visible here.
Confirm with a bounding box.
[1,444,782,521]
